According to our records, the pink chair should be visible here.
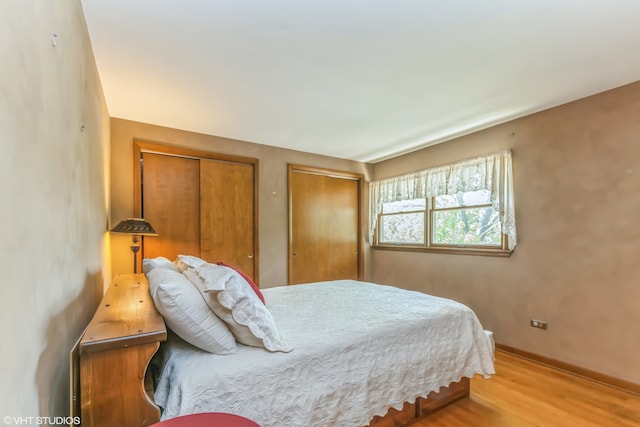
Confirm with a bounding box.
[149,412,260,427]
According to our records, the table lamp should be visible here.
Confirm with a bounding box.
[110,218,158,273]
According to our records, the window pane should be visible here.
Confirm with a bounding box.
[380,212,425,244]
[382,198,426,213]
[434,190,492,209]
[432,207,501,246]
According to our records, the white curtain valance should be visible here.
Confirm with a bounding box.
[369,150,517,250]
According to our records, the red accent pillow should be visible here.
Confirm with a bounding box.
[216,262,265,304]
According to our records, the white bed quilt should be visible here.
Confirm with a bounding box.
[154,280,495,426]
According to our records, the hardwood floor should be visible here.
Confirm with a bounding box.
[410,350,640,427]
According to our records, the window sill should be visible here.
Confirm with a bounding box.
[372,244,512,257]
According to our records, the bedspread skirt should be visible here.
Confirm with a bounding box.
[153,280,495,427]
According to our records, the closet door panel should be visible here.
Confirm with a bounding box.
[289,170,359,284]
[327,176,359,279]
[200,159,255,279]
[142,153,201,261]
[289,172,329,284]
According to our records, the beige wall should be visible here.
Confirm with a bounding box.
[371,81,640,384]
[110,118,372,286]
[0,0,110,421]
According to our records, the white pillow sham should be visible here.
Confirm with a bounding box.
[183,263,292,353]
[146,267,238,355]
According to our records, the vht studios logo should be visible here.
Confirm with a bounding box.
[3,416,81,425]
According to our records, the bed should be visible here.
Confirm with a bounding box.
[145,256,495,427]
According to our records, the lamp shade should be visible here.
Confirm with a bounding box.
[110,218,158,236]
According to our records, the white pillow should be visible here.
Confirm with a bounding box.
[146,268,238,354]
[184,263,292,353]
[142,256,180,274]
[175,254,207,272]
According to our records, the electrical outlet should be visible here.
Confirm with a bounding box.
[530,319,548,330]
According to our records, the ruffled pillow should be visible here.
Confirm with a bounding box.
[216,261,265,304]
[142,256,180,274]
[176,256,265,305]
[175,254,207,272]
[183,263,292,353]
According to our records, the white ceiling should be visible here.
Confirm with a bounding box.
[81,1,640,163]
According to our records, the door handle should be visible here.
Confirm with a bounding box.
[248,253,253,259]
[292,251,297,257]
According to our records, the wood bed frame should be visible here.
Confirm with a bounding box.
[77,274,470,427]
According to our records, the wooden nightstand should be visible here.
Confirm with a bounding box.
[79,274,167,427]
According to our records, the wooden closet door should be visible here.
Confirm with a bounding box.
[289,168,361,284]
[135,141,259,281]
[141,153,201,261]
[200,159,256,279]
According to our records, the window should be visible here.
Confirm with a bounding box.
[431,190,501,247]
[370,150,516,256]
[379,198,426,245]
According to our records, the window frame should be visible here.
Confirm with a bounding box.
[369,150,516,256]
[378,207,427,246]
[374,195,511,257]
[429,197,504,250]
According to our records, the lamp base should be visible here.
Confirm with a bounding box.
[131,245,140,274]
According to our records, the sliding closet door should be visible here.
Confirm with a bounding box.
[289,166,362,285]
[141,152,201,260]
[134,141,259,281]
[200,159,256,279]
